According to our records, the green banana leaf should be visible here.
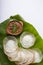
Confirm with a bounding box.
[0,15,43,65]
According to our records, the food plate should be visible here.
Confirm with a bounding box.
[0,15,43,65]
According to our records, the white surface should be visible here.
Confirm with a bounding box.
[0,0,43,38]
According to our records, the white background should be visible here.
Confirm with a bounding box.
[0,0,43,38]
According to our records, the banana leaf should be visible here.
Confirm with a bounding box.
[0,15,43,65]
